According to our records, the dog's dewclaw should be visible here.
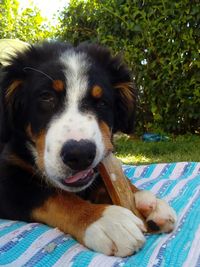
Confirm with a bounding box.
[99,153,144,221]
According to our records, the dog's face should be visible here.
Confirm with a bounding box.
[0,42,136,192]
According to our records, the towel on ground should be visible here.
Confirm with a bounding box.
[0,162,200,267]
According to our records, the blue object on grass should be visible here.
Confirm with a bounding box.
[142,133,169,142]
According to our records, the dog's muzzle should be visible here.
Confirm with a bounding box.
[60,139,96,187]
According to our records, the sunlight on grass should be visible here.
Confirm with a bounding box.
[117,154,152,164]
[114,134,200,165]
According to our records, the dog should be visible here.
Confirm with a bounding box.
[0,41,176,257]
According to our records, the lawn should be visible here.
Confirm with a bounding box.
[114,134,200,165]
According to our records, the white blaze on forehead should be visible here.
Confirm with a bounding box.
[43,50,106,191]
[60,50,90,106]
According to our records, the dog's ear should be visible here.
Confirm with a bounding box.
[113,79,136,134]
[108,55,136,134]
[0,66,26,142]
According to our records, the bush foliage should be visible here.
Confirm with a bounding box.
[58,0,200,134]
[0,0,54,42]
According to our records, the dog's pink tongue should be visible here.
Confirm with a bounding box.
[65,169,93,184]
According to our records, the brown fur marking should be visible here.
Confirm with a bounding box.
[91,85,103,98]
[99,122,113,153]
[6,80,23,101]
[52,80,64,92]
[35,131,46,172]
[26,124,34,140]
[27,127,46,172]
[32,193,107,244]
[8,153,34,173]
[114,82,136,111]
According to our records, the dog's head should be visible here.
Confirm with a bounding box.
[0,42,136,192]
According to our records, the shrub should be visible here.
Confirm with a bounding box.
[58,0,200,134]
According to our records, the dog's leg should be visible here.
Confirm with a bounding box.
[32,192,146,257]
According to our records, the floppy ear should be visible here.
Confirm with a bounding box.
[107,54,136,134]
[113,80,136,134]
[0,44,31,143]
[0,71,24,142]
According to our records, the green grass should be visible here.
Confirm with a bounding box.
[114,134,200,165]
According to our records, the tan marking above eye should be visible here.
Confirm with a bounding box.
[91,85,103,98]
[52,80,64,92]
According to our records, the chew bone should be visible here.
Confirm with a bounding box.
[99,153,144,221]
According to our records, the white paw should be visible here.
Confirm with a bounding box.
[146,198,177,233]
[84,205,146,257]
[134,190,177,233]
[134,191,157,217]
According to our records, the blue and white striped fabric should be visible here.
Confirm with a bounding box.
[0,162,200,267]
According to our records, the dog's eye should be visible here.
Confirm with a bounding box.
[38,92,56,111]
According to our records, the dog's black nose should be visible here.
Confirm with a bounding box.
[60,139,96,170]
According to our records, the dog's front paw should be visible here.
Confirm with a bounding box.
[134,191,177,233]
[84,205,146,257]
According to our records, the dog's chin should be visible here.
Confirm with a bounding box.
[49,168,98,193]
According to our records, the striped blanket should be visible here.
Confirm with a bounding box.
[0,162,200,267]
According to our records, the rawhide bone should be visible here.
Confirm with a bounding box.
[99,153,145,222]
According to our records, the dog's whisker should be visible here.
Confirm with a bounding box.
[23,67,54,81]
